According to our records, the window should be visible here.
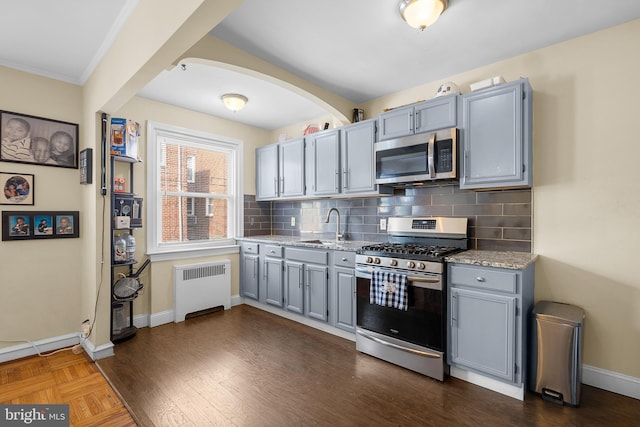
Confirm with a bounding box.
[146,121,243,258]
[186,155,195,183]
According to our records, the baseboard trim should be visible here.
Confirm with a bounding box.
[450,366,525,400]
[231,294,242,307]
[81,338,114,361]
[583,364,640,400]
[149,310,174,327]
[242,299,356,342]
[0,333,79,363]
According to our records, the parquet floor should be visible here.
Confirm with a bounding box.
[0,349,136,426]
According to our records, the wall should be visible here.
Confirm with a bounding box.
[0,66,83,348]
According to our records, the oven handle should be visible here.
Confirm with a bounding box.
[357,330,441,359]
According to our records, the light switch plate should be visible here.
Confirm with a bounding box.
[291,217,296,226]
[380,218,387,230]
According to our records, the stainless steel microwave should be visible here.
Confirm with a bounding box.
[374,128,458,185]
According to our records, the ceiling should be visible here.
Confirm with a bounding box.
[2,1,640,131]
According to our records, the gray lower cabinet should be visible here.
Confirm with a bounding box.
[240,242,260,300]
[284,247,329,322]
[334,266,356,332]
[448,262,534,386]
[460,78,532,189]
[263,245,284,307]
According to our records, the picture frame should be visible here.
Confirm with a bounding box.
[79,148,93,184]
[1,172,34,205]
[2,211,79,241]
[0,110,79,169]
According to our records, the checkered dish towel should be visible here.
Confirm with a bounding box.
[370,270,408,311]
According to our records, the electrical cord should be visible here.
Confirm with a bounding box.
[0,338,79,357]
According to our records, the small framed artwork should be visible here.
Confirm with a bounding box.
[2,211,79,241]
[1,172,34,205]
[0,110,79,169]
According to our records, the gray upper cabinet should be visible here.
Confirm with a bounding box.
[379,95,458,141]
[255,144,278,200]
[278,137,305,198]
[341,119,379,195]
[460,78,533,189]
[306,129,341,196]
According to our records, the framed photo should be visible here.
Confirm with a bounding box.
[2,211,79,241]
[1,172,34,205]
[0,110,79,169]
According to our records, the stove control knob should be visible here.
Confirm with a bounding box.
[366,257,373,264]
[417,262,426,270]
[407,261,416,268]
[390,259,398,267]
[374,258,381,264]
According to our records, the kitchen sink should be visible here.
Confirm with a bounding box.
[299,239,334,245]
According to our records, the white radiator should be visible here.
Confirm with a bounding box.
[173,260,231,322]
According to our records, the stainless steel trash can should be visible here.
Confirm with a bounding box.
[530,301,585,406]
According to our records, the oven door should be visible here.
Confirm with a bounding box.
[356,265,445,351]
[375,128,457,185]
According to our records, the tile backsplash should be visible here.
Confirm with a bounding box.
[244,184,532,252]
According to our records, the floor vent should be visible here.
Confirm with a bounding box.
[174,260,231,322]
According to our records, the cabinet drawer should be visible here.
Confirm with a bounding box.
[334,251,355,268]
[241,242,259,254]
[450,265,517,294]
[285,247,328,265]
[263,244,283,258]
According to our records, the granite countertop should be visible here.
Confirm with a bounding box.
[445,250,538,270]
[236,235,374,252]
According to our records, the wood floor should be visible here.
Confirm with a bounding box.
[95,304,640,427]
[0,349,136,426]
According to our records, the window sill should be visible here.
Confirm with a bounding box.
[147,245,239,262]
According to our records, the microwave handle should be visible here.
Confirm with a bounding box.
[427,133,436,178]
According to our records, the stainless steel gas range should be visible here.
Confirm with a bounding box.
[355,217,468,381]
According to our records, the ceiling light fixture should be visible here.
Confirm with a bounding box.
[399,0,448,31]
[221,93,248,112]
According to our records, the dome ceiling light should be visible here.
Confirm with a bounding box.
[399,0,448,31]
[221,93,248,112]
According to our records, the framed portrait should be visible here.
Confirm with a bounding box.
[0,110,79,169]
[1,172,34,205]
[2,211,79,241]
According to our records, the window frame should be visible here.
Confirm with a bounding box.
[146,121,243,260]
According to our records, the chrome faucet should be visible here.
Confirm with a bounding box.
[324,208,343,242]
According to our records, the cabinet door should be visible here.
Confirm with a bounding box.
[334,266,355,332]
[341,120,376,194]
[308,130,340,196]
[379,104,414,140]
[414,95,457,134]
[461,80,531,189]
[242,254,259,300]
[279,137,305,197]
[256,144,279,200]
[450,287,516,383]
[305,264,328,322]
[285,261,304,314]
[264,257,284,307]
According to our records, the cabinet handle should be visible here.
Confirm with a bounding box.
[342,168,348,189]
[415,110,420,130]
[476,276,485,282]
[253,258,258,279]
[299,267,303,288]
[306,269,311,287]
[335,170,339,191]
[342,257,348,262]
[263,261,267,280]
[451,294,458,327]
[274,177,278,195]
[280,177,284,193]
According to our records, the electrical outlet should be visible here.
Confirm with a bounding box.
[250,217,255,226]
[380,218,387,231]
[81,320,90,338]
[290,217,296,227]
